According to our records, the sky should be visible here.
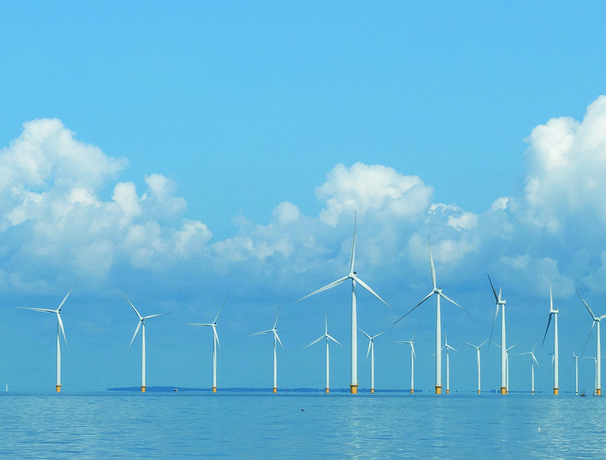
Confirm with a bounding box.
[2,2,606,393]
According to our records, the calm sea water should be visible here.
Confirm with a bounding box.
[0,391,604,458]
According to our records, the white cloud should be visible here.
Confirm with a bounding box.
[271,201,300,226]
[316,162,433,226]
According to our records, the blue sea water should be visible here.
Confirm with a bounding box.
[0,391,604,458]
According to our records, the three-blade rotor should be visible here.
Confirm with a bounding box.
[124,294,167,348]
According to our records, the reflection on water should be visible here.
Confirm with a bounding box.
[0,392,605,458]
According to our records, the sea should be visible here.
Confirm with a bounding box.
[0,390,604,459]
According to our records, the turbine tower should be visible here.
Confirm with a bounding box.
[189,296,227,393]
[297,214,393,394]
[395,237,466,394]
[488,275,507,395]
[542,283,559,395]
[466,339,488,394]
[305,314,342,393]
[125,295,167,393]
[572,349,579,396]
[396,333,417,394]
[18,278,79,392]
[253,305,284,393]
[577,289,605,396]
[359,328,385,394]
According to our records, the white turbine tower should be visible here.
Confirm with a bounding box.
[305,314,342,393]
[488,275,508,395]
[359,328,385,394]
[443,335,458,394]
[395,237,466,395]
[18,278,79,392]
[542,283,559,395]
[396,332,417,394]
[125,295,167,393]
[577,289,606,396]
[465,340,488,394]
[573,351,580,396]
[253,305,284,393]
[189,296,227,393]
[519,347,539,395]
[583,356,598,395]
[297,214,393,394]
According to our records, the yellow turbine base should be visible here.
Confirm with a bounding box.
[435,385,442,395]
[410,389,414,394]
[350,384,358,394]
[325,388,329,394]
[597,388,602,396]
[553,387,559,396]
[446,389,450,394]
[141,386,146,393]
[212,387,217,393]
[477,390,481,394]
[500,387,507,395]
[531,391,535,395]
[56,385,61,393]
[370,388,374,394]
[273,387,277,393]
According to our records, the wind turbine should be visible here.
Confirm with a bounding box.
[577,289,606,396]
[189,296,227,393]
[443,335,458,394]
[125,294,167,393]
[297,214,393,394]
[465,339,488,394]
[305,314,342,393]
[253,305,284,393]
[396,332,417,394]
[519,347,539,395]
[488,274,508,395]
[542,283,559,395]
[18,278,79,392]
[395,237,466,394]
[359,328,385,394]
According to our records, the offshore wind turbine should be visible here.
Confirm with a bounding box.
[396,332,417,394]
[189,296,227,393]
[572,349,579,395]
[488,275,508,395]
[519,347,539,395]
[18,278,79,392]
[577,289,606,396]
[466,339,488,394]
[542,283,559,395]
[305,314,342,393]
[443,335,458,394]
[253,305,284,393]
[297,214,393,394]
[360,328,385,394]
[125,294,167,393]
[395,237,466,394]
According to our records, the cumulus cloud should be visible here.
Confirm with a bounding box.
[316,162,433,226]
[518,95,606,232]
[0,119,212,278]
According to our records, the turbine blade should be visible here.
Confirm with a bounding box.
[353,275,394,311]
[541,313,553,347]
[273,302,282,329]
[349,212,357,274]
[214,326,221,351]
[123,294,142,320]
[487,273,500,303]
[359,328,371,339]
[274,331,284,350]
[57,277,79,311]
[189,323,213,327]
[129,320,142,349]
[327,334,343,347]
[487,304,499,351]
[549,282,553,311]
[214,295,228,323]
[428,236,436,290]
[304,336,324,349]
[17,307,55,313]
[440,292,468,314]
[581,323,595,357]
[251,330,272,336]
[57,313,68,347]
[394,291,434,325]
[366,340,372,362]
[295,276,349,303]
[577,289,597,319]
[143,313,167,321]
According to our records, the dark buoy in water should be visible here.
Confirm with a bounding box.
[174,388,179,392]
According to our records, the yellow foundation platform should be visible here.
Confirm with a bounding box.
[273,387,277,393]
[553,388,558,395]
[500,387,507,395]
[212,387,217,393]
[350,384,358,394]
[410,389,414,394]
[597,388,602,396]
[325,388,329,393]
[56,385,61,393]
[435,385,442,395]
[141,386,146,393]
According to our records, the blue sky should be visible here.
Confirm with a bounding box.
[2,2,606,393]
